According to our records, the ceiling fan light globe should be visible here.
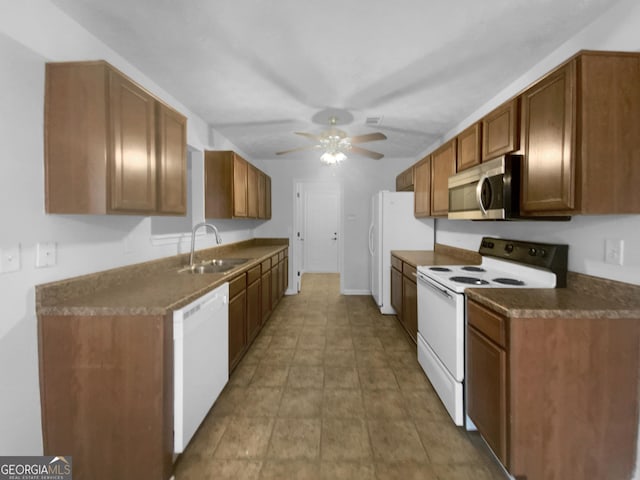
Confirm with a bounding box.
[320,151,347,165]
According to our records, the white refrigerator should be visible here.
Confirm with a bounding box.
[369,191,435,314]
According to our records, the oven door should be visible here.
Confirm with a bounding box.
[417,273,465,381]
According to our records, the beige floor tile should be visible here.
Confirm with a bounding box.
[355,350,390,368]
[324,335,354,349]
[250,364,289,387]
[267,418,322,460]
[402,390,451,423]
[393,367,432,391]
[324,348,357,367]
[320,461,375,480]
[415,421,484,465]
[358,367,400,390]
[367,420,428,462]
[278,388,323,417]
[374,461,438,480]
[260,347,295,365]
[362,389,410,419]
[186,415,230,457]
[431,463,502,480]
[321,418,372,461]
[353,336,384,351]
[298,335,327,350]
[235,387,283,417]
[211,386,246,416]
[324,366,360,389]
[259,460,321,480]
[214,417,274,459]
[322,389,365,418]
[292,348,325,366]
[287,365,325,388]
[268,334,299,349]
[325,326,352,340]
[228,362,257,387]
[175,457,262,480]
[300,325,328,336]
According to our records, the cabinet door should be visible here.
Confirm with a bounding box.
[431,139,456,217]
[467,325,508,466]
[521,62,576,213]
[247,164,259,218]
[414,156,431,217]
[233,155,248,217]
[283,257,289,292]
[391,267,403,320]
[402,276,417,343]
[271,262,279,307]
[261,271,272,322]
[228,290,247,372]
[457,123,482,171]
[482,98,520,161]
[257,172,267,219]
[247,279,261,343]
[108,70,157,212]
[156,103,187,215]
[265,175,272,219]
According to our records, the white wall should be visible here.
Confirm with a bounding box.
[254,156,416,293]
[0,3,258,455]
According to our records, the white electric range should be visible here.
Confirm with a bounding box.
[416,237,568,427]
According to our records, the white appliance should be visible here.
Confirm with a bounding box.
[416,237,568,427]
[369,191,434,314]
[173,282,229,453]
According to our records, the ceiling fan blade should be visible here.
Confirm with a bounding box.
[348,132,387,144]
[294,132,323,142]
[276,144,319,155]
[350,145,384,160]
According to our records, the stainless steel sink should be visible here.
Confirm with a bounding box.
[178,258,250,274]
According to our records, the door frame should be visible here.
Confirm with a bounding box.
[292,180,344,294]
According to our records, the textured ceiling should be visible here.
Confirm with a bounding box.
[53,0,618,162]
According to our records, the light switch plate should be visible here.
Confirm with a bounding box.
[604,238,624,266]
[36,242,57,268]
[1,244,21,273]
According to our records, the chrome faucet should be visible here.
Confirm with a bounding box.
[189,222,222,267]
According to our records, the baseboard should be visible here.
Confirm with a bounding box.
[341,289,371,295]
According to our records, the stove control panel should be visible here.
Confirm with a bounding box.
[479,237,569,287]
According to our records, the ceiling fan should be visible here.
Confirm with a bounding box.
[276,116,387,164]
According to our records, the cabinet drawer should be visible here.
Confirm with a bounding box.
[403,263,417,281]
[228,273,246,299]
[247,265,261,284]
[467,300,506,348]
[391,255,403,271]
[261,258,271,272]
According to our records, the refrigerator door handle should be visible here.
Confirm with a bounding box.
[368,223,375,255]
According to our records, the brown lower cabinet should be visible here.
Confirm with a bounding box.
[466,299,640,480]
[390,254,417,343]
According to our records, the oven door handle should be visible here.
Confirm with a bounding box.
[418,274,453,299]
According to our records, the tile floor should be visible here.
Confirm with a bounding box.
[174,273,506,480]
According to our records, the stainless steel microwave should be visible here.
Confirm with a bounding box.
[448,155,521,220]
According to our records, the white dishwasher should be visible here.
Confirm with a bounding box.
[173,282,229,453]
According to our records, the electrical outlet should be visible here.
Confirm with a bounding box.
[0,244,21,273]
[36,242,57,268]
[604,239,624,266]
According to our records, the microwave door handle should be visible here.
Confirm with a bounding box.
[476,174,489,216]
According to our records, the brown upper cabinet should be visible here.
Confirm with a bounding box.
[430,138,457,217]
[45,61,187,215]
[204,150,272,219]
[481,98,520,161]
[413,155,431,217]
[395,166,414,191]
[520,51,640,215]
[456,122,482,171]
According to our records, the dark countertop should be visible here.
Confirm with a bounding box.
[36,239,288,316]
[392,243,482,267]
[466,272,640,319]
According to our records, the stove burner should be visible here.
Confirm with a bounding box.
[450,276,490,285]
[493,278,525,286]
[429,267,452,272]
[461,266,486,272]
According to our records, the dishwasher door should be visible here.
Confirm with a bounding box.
[173,282,229,453]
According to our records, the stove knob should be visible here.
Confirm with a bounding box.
[505,244,514,253]
[488,241,494,248]
[539,249,546,257]
[529,248,537,256]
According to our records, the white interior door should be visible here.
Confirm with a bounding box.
[303,188,340,273]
